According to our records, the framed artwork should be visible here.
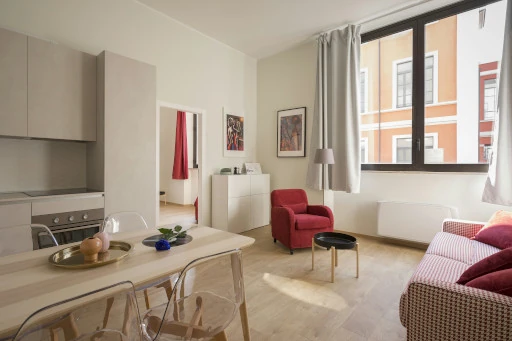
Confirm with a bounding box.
[223,107,245,157]
[277,107,306,157]
[245,163,262,174]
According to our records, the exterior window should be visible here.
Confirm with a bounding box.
[360,70,367,113]
[396,61,412,108]
[483,144,492,162]
[395,136,434,163]
[360,138,368,163]
[425,56,434,104]
[484,78,497,120]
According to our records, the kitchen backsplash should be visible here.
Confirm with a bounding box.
[0,138,86,192]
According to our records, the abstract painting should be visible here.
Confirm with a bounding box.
[277,107,306,157]
[223,107,245,157]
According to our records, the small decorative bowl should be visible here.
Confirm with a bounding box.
[155,239,171,251]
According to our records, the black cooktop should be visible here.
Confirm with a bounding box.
[24,188,100,197]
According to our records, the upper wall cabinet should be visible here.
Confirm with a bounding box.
[0,28,28,137]
[28,37,97,141]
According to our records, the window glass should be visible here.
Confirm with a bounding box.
[360,29,413,164]
[424,2,505,165]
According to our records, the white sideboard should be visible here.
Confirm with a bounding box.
[212,174,270,233]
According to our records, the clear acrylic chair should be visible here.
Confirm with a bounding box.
[12,281,142,341]
[143,249,245,341]
[102,211,173,311]
[102,211,149,235]
[31,224,58,249]
[0,224,58,257]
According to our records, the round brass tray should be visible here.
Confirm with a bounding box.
[48,241,133,269]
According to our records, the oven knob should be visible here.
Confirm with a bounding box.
[53,217,59,224]
[82,213,88,220]
[68,215,75,222]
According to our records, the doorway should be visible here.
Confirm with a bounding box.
[156,101,205,227]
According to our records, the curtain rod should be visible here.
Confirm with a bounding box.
[314,0,435,38]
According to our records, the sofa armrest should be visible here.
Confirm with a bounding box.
[271,207,295,231]
[406,278,512,340]
[307,205,334,225]
[442,219,485,238]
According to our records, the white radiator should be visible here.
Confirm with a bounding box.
[377,201,459,243]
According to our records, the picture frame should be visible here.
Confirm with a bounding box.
[223,107,245,157]
[277,107,306,157]
[244,162,262,175]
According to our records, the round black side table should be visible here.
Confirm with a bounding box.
[312,231,359,283]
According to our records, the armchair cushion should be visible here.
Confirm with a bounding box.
[283,203,307,214]
[466,268,512,297]
[474,211,512,249]
[457,248,512,285]
[295,214,331,230]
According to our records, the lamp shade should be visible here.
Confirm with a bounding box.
[314,148,335,164]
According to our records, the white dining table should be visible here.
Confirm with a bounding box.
[0,226,255,340]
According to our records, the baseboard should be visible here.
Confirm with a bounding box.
[336,230,429,250]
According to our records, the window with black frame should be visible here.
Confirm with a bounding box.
[360,0,506,172]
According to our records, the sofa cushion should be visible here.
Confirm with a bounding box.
[457,248,512,285]
[426,232,474,264]
[466,268,512,297]
[474,210,512,249]
[283,203,307,214]
[295,214,330,230]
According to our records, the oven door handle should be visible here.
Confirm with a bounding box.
[52,224,102,233]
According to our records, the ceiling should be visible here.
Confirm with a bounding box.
[138,0,461,59]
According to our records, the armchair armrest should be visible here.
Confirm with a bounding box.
[271,206,295,230]
[442,219,485,239]
[307,205,334,226]
[406,278,512,340]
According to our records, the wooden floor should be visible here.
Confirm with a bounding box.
[223,226,425,341]
[158,201,195,227]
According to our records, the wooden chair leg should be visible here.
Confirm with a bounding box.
[335,249,338,267]
[331,247,335,283]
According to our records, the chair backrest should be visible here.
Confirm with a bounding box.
[0,224,58,257]
[31,224,58,249]
[102,211,148,234]
[144,249,244,341]
[13,281,142,341]
[271,189,308,207]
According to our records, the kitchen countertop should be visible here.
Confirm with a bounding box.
[0,191,104,205]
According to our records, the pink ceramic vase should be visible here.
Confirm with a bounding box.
[80,237,103,262]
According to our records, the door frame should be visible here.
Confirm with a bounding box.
[156,100,206,226]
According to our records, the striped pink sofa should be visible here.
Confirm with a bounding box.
[400,219,512,341]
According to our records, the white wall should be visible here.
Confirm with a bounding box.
[257,40,508,238]
[0,139,86,192]
[0,0,257,225]
[457,1,507,163]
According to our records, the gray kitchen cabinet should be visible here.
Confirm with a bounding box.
[0,28,28,137]
[28,37,97,141]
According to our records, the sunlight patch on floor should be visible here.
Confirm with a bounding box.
[262,272,347,311]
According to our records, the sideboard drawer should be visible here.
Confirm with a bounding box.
[250,174,270,195]
[227,175,251,198]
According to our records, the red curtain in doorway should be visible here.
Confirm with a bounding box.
[172,111,189,179]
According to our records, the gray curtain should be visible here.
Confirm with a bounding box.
[306,25,362,193]
[482,0,512,205]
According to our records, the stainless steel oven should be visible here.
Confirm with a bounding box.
[32,208,104,249]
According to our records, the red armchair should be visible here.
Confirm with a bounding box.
[271,189,334,254]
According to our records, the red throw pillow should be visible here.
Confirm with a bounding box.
[465,268,512,297]
[474,210,512,249]
[283,203,307,214]
[457,248,512,285]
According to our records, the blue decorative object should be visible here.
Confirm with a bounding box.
[155,239,171,251]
